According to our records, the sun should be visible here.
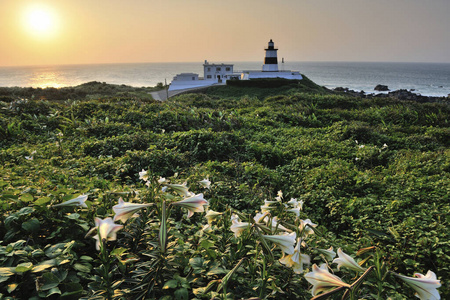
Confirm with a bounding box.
[23,5,59,38]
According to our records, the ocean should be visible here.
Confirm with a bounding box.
[1,61,450,97]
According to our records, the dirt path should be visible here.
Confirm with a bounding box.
[150,84,221,101]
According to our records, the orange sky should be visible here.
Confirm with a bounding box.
[1,0,450,67]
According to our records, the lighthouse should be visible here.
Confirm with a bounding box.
[262,39,279,72]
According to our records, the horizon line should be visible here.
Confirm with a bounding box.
[2,60,450,68]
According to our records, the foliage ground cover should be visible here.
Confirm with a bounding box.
[0,80,448,299]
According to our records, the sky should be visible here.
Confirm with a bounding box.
[1,0,450,67]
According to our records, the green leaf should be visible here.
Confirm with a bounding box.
[62,194,78,201]
[73,263,91,273]
[34,196,51,206]
[45,243,66,258]
[22,218,40,233]
[0,267,15,277]
[20,193,34,202]
[17,207,34,216]
[217,258,246,293]
[60,282,83,299]
[111,247,127,257]
[32,259,56,273]
[79,255,94,262]
[32,249,45,257]
[40,272,61,291]
[207,266,227,276]
[7,283,19,293]
[174,288,189,300]
[15,262,33,273]
[0,193,19,201]
[163,279,179,289]
[189,257,204,270]
[47,287,62,296]
[51,268,68,282]
[193,280,219,295]
[65,213,80,220]
[199,239,214,250]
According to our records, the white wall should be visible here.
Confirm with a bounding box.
[203,63,234,80]
[241,71,303,80]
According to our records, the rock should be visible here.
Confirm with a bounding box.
[374,84,389,91]
[334,87,349,92]
[388,89,430,102]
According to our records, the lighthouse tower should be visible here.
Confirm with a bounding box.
[262,39,279,72]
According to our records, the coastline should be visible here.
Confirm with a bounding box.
[1,80,449,103]
[1,61,450,97]
[332,86,450,103]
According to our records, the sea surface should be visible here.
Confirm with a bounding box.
[1,61,450,97]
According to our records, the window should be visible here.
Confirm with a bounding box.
[207,67,211,71]
[216,67,221,71]
[192,77,195,80]
[226,67,231,71]
[207,75,212,79]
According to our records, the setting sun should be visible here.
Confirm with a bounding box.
[23,5,58,38]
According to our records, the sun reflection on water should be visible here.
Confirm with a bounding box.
[28,69,64,88]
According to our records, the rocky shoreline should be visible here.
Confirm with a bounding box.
[333,86,450,103]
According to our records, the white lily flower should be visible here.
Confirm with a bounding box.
[304,263,351,296]
[260,204,271,213]
[265,199,279,206]
[333,248,366,272]
[299,219,317,237]
[287,198,303,217]
[395,270,441,300]
[253,212,268,224]
[53,195,88,208]
[230,214,240,223]
[112,198,153,223]
[199,178,211,189]
[262,232,296,255]
[204,209,222,224]
[287,198,297,205]
[172,193,208,218]
[277,190,283,200]
[279,239,310,274]
[164,182,191,197]
[260,199,278,212]
[92,217,123,250]
[230,221,251,237]
[139,169,149,181]
[287,207,300,217]
[202,224,212,233]
[230,215,251,237]
[317,246,336,261]
[253,213,289,232]
[271,216,290,232]
[158,177,167,184]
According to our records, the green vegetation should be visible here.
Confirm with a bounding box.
[0,81,159,102]
[0,80,448,299]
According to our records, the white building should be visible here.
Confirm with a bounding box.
[242,39,303,80]
[203,61,236,82]
[262,39,279,72]
[168,39,302,91]
[168,61,237,91]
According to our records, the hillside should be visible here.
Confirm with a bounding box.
[0,81,448,299]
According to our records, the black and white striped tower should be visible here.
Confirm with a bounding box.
[262,39,278,72]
